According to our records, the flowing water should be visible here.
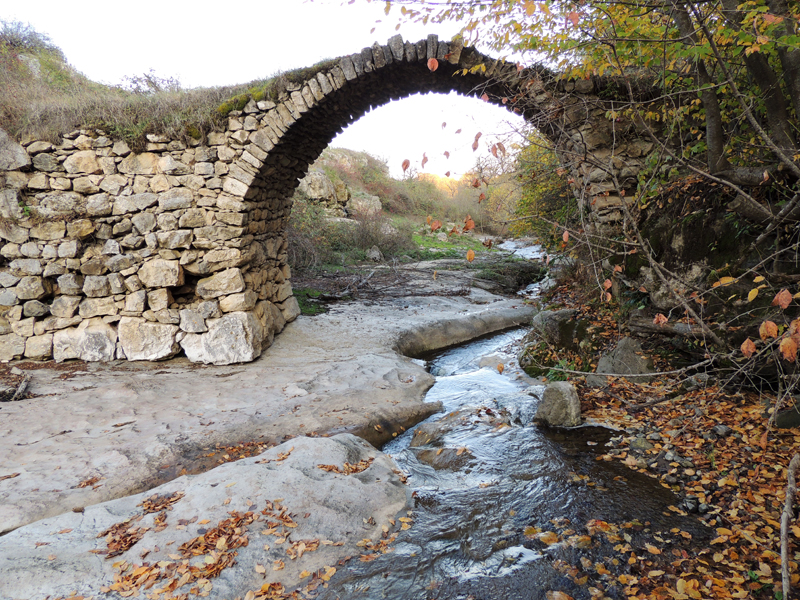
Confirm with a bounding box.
[317,264,708,599]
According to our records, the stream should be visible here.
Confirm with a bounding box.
[319,328,711,599]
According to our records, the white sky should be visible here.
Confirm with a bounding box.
[4,0,526,179]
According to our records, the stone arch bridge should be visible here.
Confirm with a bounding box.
[0,34,651,364]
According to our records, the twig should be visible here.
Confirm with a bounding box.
[782,453,800,600]
[539,358,713,379]
[10,374,30,402]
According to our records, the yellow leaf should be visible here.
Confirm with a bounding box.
[748,288,759,302]
[466,249,475,263]
[718,276,735,286]
[645,543,661,554]
[255,564,266,574]
[753,276,765,283]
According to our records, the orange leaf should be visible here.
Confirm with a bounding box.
[478,192,485,203]
[466,249,475,263]
[401,159,410,173]
[613,265,622,273]
[566,11,580,27]
[426,215,432,225]
[772,288,792,310]
[441,121,446,129]
[464,218,475,231]
[472,140,479,151]
[491,144,498,158]
[645,543,661,555]
[455,128,462,134]
[497,364,504,374]
[603,279,612,290]
[481,93,489,102]
[421,153,428,169]
[780,337,798,361]
[472,178,481,188]
[740,338,756,358]
[497,142,506,154]
[427,58,439,72]
[604,292,612,303]
[443,150,450,159]
[430,220,442,232]
[562,230,569,243]
[445,171,451,177]
[653,313,668,326]
[759,320,779,340]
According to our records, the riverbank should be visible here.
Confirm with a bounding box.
[531,280,800,600]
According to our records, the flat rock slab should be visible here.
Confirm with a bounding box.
[0,292,536,533]
[0,434,410,599]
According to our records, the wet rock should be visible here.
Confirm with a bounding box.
[0,434,409,600]
[586,337,654,386]
[534,381,581,427]
[629,436,654,453]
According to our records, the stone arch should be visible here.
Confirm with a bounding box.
[0,34,648,365]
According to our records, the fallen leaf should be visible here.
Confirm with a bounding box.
[772,288,792,309]
[427,58,439,72]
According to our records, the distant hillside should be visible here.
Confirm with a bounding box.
[0,20,335,151]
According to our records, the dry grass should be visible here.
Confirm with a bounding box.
[0,20,336,151]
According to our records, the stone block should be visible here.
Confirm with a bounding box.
[66,219,95,239]
[50,296,81,318]
[0,333,25,361]
[53,318,118,362]
[58,239,80,258]
[180,311,263,365]
[86,193,112,217]
[57,274,83,296]
[118,152,159,175]
[156,230,193,249]
[158,187,193,210]
[219,290,258,312]
[196,268,245,299]
[9,259,43,277]
[16,276,50,300]
[179,309,206,333]
[147,288,172,312]
[0,222,29,244]
[118,317,180,361]
[124,290,147,313]
[24,334,53,360]
[83,275,111,297]
[63,150,101,174]
[30,221,66,241]
[113,193,158,215]
[22,300,49,317]
[137,259,184,288]
[0,128,30,171]
[0,289,17,307]
[78,297,118,318]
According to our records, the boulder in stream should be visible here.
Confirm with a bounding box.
[534,381,581,427]
[0,434,410,599]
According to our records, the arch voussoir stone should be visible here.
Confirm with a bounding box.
[0,34,656,364]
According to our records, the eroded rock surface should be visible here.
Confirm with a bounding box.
[0,434,410,599]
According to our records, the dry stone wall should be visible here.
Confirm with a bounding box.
[0,33,659,364]
[0,129,296,365]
